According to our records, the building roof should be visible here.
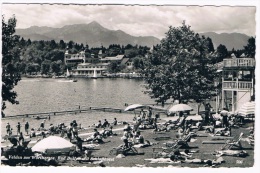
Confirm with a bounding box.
[100,54,125,61]
[121,58,130,65]
[78,62,110,66]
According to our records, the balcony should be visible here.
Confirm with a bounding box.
[223,81,253,90]
[223,58,255,68]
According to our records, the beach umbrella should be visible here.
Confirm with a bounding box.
[32,136,76,155]
[168,104,193,113]
[238,101,255,117]
[124,104,147,111]
[220,110,228,114]
[185,114,203,121]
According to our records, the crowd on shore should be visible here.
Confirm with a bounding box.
[2,106,255,167]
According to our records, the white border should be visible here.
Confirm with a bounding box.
[1,0,259,173]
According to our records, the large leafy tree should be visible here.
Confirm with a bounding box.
[143,22,217,108]
[244,37,255,58]
[2,15,21,113]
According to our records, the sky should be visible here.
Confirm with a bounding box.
[1,4,256,39]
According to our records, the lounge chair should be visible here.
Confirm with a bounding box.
[152,133,194,158]
[109,142,138,156]
[165,133,193,149]
[221,133,244,150]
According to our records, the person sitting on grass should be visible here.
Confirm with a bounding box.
[121,131,129,149]
[96,120,102,128]
[124,123,132,132]
[113,118,118,126]
[49,124,55,135]
[76,136,84,152]
[30,128,36,138]
[134,131,144,144]
[8,137,19,147]
[101,126,114,137]
[215,118,222,127]
[214,127,231,136]
[86,129,104,143]
[205,124,215,134]
[102,119,109,128]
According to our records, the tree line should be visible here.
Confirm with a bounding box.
[9,35,153,76]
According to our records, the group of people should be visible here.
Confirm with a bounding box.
[6,121,30,136]
[118,108,157,149]
[95,118,117,128]
[133,108,159,131]
[121,124,145,149]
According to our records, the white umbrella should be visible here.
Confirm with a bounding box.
[186,114,203,121]
[168,104,193,113]
[32,136,76,155]
[124,104,147,111]
[238,101,255,117]
[220,110,228,114]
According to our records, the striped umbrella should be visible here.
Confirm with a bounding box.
[238,101,255,117]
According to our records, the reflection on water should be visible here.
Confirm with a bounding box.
[4,78,154,116]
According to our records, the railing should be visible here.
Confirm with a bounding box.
[223,58,255,67]
[223,81,253,89]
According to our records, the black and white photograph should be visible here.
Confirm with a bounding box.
[1,0,259,170]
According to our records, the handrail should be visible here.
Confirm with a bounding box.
[223,81,252,89]
[223,58,255,67]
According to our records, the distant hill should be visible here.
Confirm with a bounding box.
[200,32,251,50]
[16,21,161,47]
[16,22,251,50]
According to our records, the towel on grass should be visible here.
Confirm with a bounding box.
[145,158,181,164]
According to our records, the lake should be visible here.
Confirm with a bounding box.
[1,78,156,135]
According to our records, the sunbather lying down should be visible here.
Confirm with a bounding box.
[182,157,225,166]
[145,156,225,166]
[155,149,194,160]
[214,150,248,157]
[133,140,158,148]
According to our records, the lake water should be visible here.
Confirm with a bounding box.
[1,78,156,135]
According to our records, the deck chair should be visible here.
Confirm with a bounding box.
[221,133,244,150]
[173,117,186,130]
[168,133,192,148]
[109,142,138,156]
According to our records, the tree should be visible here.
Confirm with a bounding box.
[50,61,61,76]
[133,56,144,70]
[41,60,51,75]
[206,37,215,53]
[214,44,229,63]
[244,37,255,58]
[59,40,66,49]
[143,22,217,108]
[107,61,123,73]
[26,63,40,75]
[2,15,21,112]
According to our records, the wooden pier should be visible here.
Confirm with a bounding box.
[2,105,168,119]
[3,107,136,119]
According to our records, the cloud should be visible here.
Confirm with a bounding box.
[2,4,256,38]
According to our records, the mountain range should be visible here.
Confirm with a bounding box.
[16,21,160,48]
[16,21,251,50]
[200,32,250,50]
